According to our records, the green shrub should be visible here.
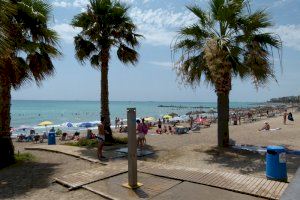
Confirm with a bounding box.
[65,136,127,148]
[15,152,35,162]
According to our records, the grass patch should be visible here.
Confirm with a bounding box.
[15,152,35,163]
[65,136,128,148]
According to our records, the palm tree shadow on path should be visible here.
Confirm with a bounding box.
[198,145,300,177]
[0,161,58,199]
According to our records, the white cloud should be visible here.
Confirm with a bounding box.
[51,3,198,47]
[129,7,196,46]
[52,1,72,7]
[52,23,80,43]
[268,24,300,51]
[73,0,88,8]
[53,0,135,8]
[148,61,172,67]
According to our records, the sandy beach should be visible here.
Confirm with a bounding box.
[1,110,299,199]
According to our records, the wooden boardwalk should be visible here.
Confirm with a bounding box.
[54,164,127,190]
[54,161,288,199]
[138,163,288,200]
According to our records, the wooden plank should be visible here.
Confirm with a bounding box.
[216,172,237,188]
[265,181,281,199]
[260,180,276,198]
[135,163,287,199]
[234,176,253,192]
[232,174,248,191]
[278,183,288,196]
[244,177,262,195]
[245,177,263,194]
[208,172,227,186]
[256,180,271,197]
[199,171,220,185]
[219,172,241,190]
[227,174,245,190]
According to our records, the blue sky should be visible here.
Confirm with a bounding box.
[11,0,300,102]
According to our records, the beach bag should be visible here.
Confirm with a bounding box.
[142,123,148,134]
[288,113,294,121]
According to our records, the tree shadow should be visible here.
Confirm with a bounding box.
[198,145,300,177]
[200,146,266,175]
[0,161,58,199]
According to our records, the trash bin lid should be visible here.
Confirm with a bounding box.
[267,146,285,153]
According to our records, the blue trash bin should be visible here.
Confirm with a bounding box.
[48,131,56,145]
[266,146,287,182]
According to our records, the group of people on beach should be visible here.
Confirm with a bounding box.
[258,109,294,131]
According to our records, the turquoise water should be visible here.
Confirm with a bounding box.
[11,100,258,128]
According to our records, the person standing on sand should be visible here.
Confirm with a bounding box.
[158,118,162,129]
[97,117,106,160]
[136,120,144,149]
[115,117,118,129]
[189,116,193,129]
[283,110,288,125]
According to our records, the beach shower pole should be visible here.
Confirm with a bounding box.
[123,108,142,189]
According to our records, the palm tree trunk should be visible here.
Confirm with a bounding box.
[217,92,230,147]
[100,48,113,142]
[0,69,15,168]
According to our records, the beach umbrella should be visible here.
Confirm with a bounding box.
[163,114,172,119]
[17,125,33,130]
[144,117,156,122]
[38,121,53,133]
[168,113,178,117]
[66,122,73,127]
[180,115,189,121]
[38,121,53,126]
[170,116,182,122]
[79,122,93,128]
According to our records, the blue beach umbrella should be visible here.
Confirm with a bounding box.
[17,125,33,130]
[66,122,73,127]
[79,122,93,128]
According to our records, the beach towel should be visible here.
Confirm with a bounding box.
[269,128,281,131]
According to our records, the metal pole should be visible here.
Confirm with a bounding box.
[127,108,138,188]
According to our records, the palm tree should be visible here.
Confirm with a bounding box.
[0,0,15,56]
[173,0,281,147]
[0,0,60,168]
[72,0,142,141]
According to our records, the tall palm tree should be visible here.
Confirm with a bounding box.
[72,0,142,141]
[0,0,60,168]
[173,0,281,147]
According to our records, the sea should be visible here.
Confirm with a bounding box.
[11,100,259,133]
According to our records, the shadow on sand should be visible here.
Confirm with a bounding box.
[197,145,300,177]
[0,161,58,199]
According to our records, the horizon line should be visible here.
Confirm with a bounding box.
[11,99,264,103]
